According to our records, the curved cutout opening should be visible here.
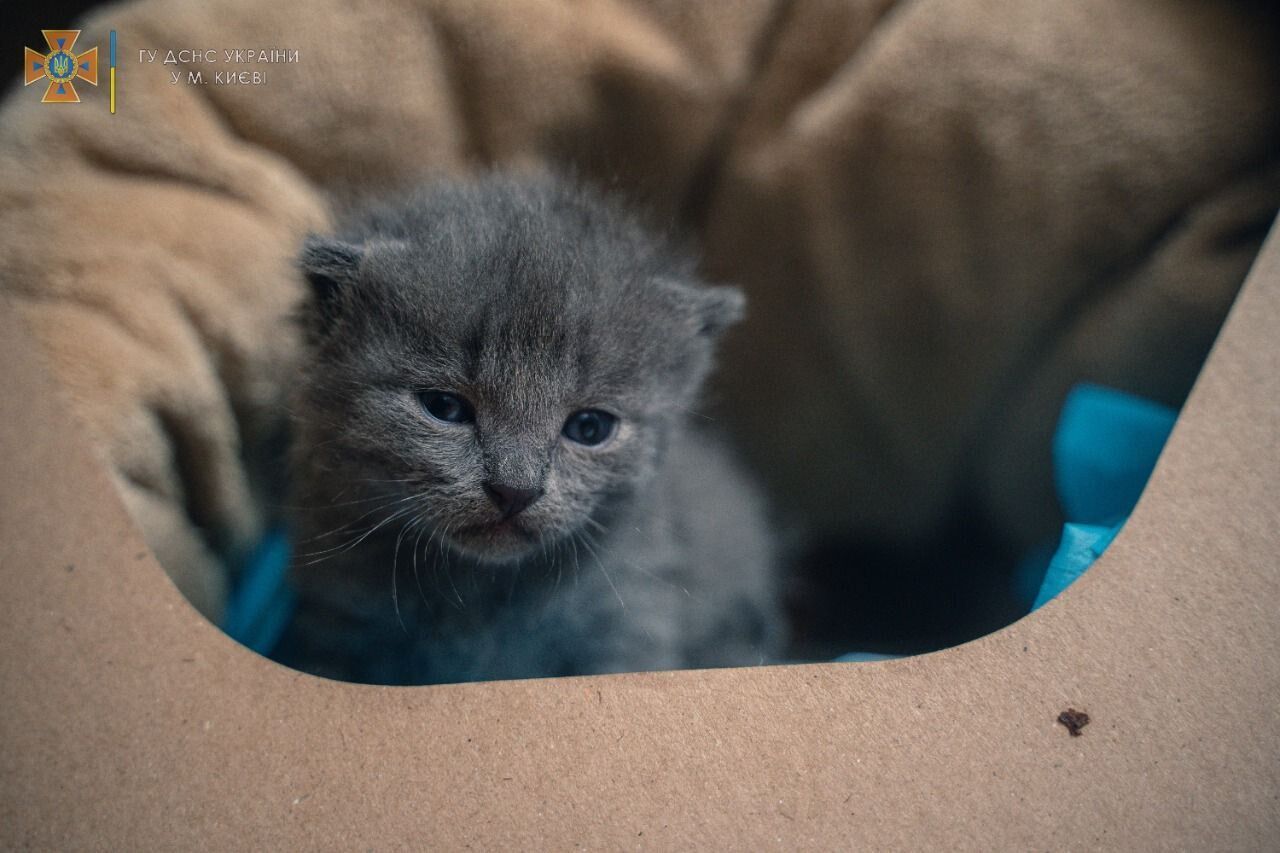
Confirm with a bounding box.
[212,375,1187,682]
[107,362,1191,684]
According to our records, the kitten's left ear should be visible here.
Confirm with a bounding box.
[300,234,364,308]
[299,234,368,336]
[660,279,747,338]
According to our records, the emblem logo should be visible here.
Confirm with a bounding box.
[24,30,99,103]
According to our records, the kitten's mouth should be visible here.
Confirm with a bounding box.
[448,517,541,560]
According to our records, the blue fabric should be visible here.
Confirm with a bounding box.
[1052,384,1178,527]
[1026,383,1177,609]
[833,651,901,663]
[1032,522,1120,610]
[222,528,295,655]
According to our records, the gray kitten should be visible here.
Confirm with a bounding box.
[275,174,782,684]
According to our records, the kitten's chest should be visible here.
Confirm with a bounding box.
[341,538,603,682]
[290,503,676,683]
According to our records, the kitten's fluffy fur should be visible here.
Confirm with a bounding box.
[276,174,781,684]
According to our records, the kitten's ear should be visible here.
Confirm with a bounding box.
[659,279,747,338]
[299,234,364,324]
[696,284,747,337]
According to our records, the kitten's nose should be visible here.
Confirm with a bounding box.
[483,482,544,519]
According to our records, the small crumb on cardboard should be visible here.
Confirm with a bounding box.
[1058,708,1090,736]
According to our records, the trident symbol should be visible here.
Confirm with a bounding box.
[24,30,98,104]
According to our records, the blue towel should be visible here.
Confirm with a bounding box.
[1028,383,1177,609]
[222,528,295,655]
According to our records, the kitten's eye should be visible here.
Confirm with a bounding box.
[562,409,617,447]
[418,391,475,425]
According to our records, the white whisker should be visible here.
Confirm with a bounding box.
[576,531,625,612]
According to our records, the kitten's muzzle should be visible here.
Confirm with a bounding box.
[482,482,544,520]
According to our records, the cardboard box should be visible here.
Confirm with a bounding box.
[1,194,1277,846]
[3,2,1279,844]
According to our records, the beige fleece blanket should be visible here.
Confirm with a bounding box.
[1,0,1277,620]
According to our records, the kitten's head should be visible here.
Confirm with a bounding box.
[296,175,743,563]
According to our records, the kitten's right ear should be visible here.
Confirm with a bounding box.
[299,234,364,326]
[656,278,747,340]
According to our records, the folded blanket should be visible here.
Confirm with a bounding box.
[1,0,1276,620]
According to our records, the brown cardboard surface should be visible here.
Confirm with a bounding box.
[1,222,1278,848]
